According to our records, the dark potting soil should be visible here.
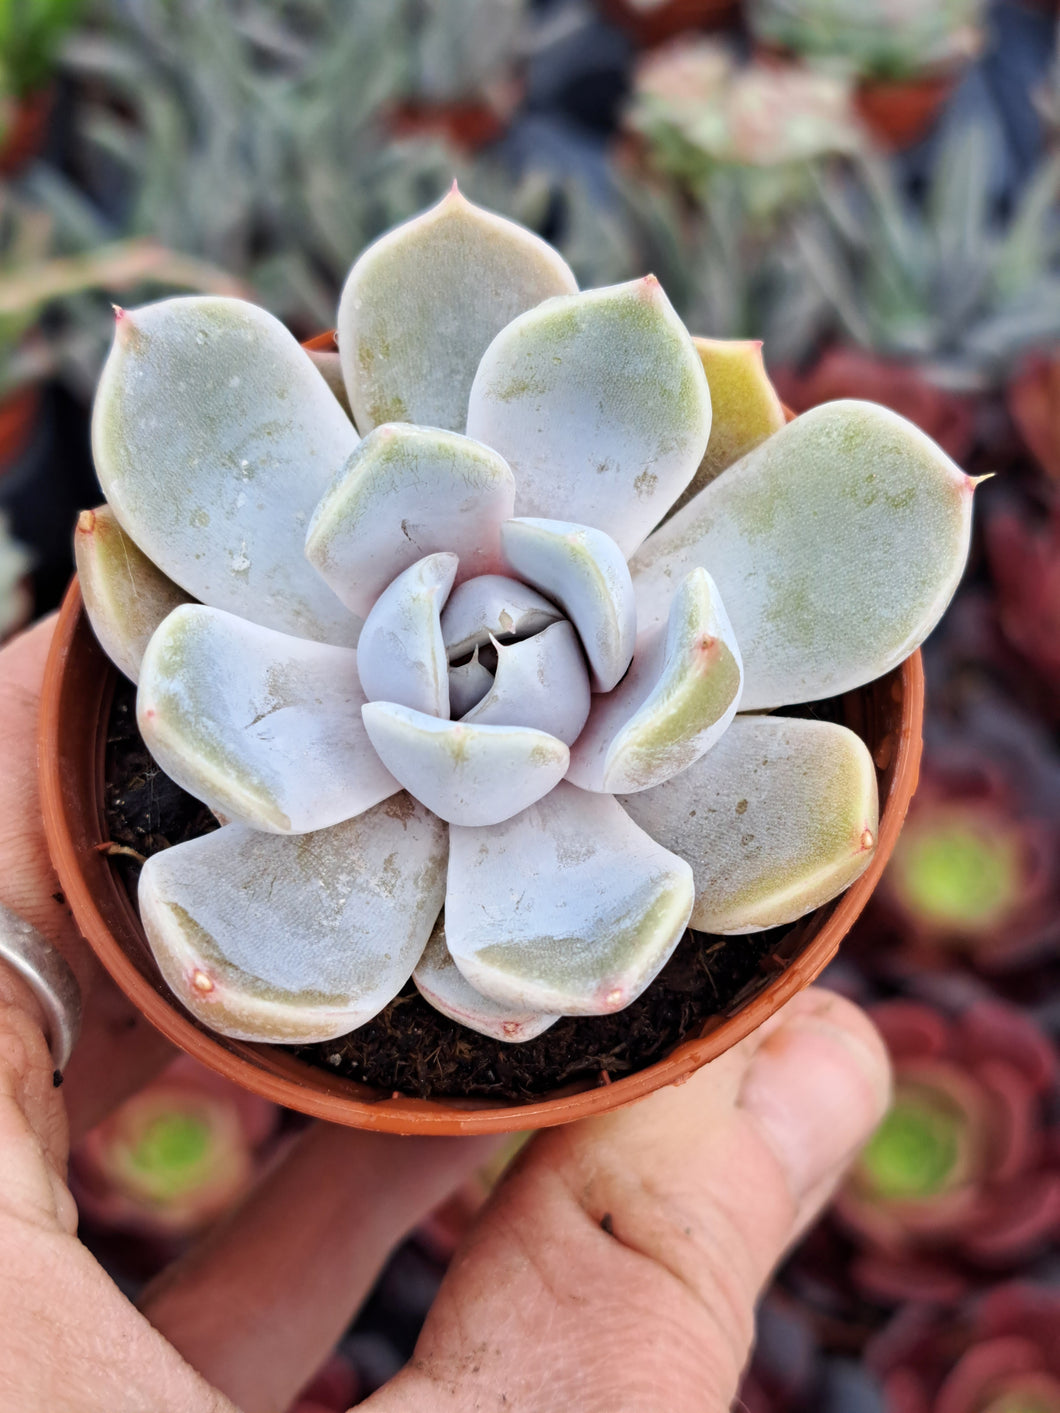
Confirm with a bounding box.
[103,675,836,1103]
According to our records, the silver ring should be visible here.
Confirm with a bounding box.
[0,902,82,1074]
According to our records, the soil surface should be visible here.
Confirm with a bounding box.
[103,676,828,1102]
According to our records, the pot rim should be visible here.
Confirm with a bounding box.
[40,579,923,1134]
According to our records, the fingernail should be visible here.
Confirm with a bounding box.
[737,995,892,1204]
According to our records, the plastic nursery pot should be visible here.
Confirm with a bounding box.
[40,574,924,1136]
[853,68,963,151]
[598,0,740,46]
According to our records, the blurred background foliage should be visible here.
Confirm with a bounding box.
[0,1,1057,1410]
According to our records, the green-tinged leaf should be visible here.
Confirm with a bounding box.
[621,715,878,933]
[140,799,447,1043]
[631,400,975,709]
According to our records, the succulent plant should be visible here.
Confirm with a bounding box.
[78,189,976,1048]
[867,1283,1060,1413]
[745,0,985,82]
[71,1054,277,1237]
[624,39,864,228]
[837,1001,1060,1303]
[788,129,1060,385]
[404,0,527,108]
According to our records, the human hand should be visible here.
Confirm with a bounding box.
[0,616,891,1413]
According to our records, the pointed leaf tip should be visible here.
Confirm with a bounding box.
[633,400,975,709]
[468,280,711,556]
[92,295,360,645]
[338,194,576,435]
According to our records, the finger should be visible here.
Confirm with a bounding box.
[140,1122,502,1413]
[366,988,891,1413]
[0,615,175,1142]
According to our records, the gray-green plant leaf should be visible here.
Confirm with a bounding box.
[631,401,976,710]
[138,605,397,834]
[355,552,457,717]
[361,702,569,827]
[446,782,694,1015]
[568,568,742,793]
[440,573,561,659]
[467,277,712,556]
[621,716,878,934]
[139,798,447,1043]
[337,186,577,435]
[413,918,559,1044]
[500,518,636,692]
[462,620,591,745]
[75,505,191,683]
[305,423,516,620]
[92,297,360,645]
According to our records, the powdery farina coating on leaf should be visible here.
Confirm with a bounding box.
[82,187,976,1046]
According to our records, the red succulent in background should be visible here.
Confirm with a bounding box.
[985,508,1060,702]
[1007,351,1060,489]
[864,742,1060,974]
[868,1284,1060,1413]
[71,1054,278,1240]
[772,347,977,464]
[834,1002,1060,1304]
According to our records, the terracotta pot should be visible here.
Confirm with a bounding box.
[853,68,961,151]
[39,581,923,1134]
[39,353,925,1134]
[0,87,53,176]
[598,0,739,46]
[387,94,517,152]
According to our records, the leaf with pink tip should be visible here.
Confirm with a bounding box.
[138,605,397,834]
[92,297,359,645]
[413,918,559,1044]
[355,552,457,717]
[631,401,977,710]
[462,621,592,745]
[567,567,742,793]
[440,573,561,659]
[337,187,577,435]
[448,648,493,717]
[467,278,711,556]
[360,702,569,827]
[446,782,693,1015]
[499,518,636,692]
[620,716,878,934]
[75,505,192,683]
[669,338,786,516]
[305,425,515,620]
[139,797,447,1043]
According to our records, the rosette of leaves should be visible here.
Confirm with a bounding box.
[837,1001,1060,1304]
[867,1283,1060,1413]
[745,0,985,82]
[71,1055,276,1239]
[624,39,863,229]
[856,719,1060,975]
[78,189,976,1048]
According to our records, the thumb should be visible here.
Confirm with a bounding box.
[366,987,891,1413]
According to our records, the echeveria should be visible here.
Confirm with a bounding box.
[82,187,976,1047]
